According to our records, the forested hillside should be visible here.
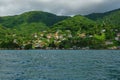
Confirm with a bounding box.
[0,11,68,28]
[86,8,120,29]
[0,9,120,49]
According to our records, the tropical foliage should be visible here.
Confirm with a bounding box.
[0,9,120,49]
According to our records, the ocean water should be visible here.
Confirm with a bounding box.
[0,50,120,80]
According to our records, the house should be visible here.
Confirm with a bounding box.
[40,33,44,37]
[115,37,120,41]
[68,34,72,38]
[59,35,63,39]
[89,35,93,38]
[117,33,120,37]
[13,39,18,44]
[117,46,120,49]
[33,41,46,49]
[54,32,59,39]
[108,46,117,49]
[101,29,106,33]
[82,47,90,50]
[34,33,38,38]
[78,33,86,38]
[105,41,113,45]
[115,37,119,41]
[115,33,120,41]
[47,34,52,39]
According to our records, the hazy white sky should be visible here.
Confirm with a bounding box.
[0,0,120,16]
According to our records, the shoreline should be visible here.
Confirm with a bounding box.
[0,49,119,50]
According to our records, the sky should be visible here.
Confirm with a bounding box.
[0,0,120,16]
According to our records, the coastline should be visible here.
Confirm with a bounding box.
[0,48,119,50]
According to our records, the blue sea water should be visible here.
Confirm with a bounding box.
[0,50,120,80]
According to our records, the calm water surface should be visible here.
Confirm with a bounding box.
[0,50,120,80]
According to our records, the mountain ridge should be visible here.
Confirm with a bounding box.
[0,11,69,28]
[86,8,120,20]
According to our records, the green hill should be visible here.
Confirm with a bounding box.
[52,15,97,34]
[0,11,69,28]
[86,8,120,30]
[86,8,120,20]
[0,9,119,49]
[101,9,120,29]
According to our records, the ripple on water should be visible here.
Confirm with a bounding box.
[0,50,120,80]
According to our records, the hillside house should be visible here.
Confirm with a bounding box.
[117,33,120,37]
[105,41,113,45]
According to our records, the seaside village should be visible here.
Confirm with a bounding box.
[9,28,120,50]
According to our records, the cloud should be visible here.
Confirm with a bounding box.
[0,0,120,16]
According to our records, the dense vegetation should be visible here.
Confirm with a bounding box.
[86,8,120,30]
[0,11,68,28]
[0,9,120,49]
